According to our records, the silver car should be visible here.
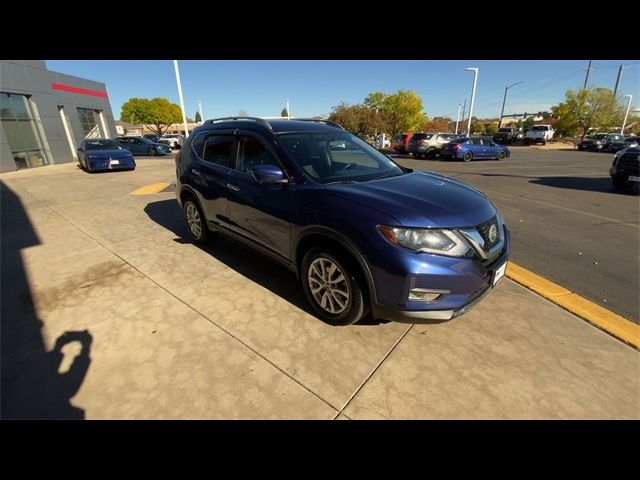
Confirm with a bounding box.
[159,134,185,149]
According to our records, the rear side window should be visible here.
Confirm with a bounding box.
[437,134,451,141]
[236,136,280,173]
[202,134,235,167]
[413,133,433,140]
[471,138,483,145]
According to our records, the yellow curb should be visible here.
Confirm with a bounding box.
[129,183,171,196]
[506,262,640,348]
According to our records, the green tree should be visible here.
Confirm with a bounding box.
[552,88,623,140]
[380,89,427,136]
[484,122,498,134]
[328,102,381,135]
[121,97,182,136]
[281,108,289,117]
[195,110,202,122]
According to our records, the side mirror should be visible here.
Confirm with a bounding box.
[251,164,288,184]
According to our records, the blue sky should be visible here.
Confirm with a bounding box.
[46,60,639,121]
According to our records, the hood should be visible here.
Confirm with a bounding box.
[327,171,496,228]
[86,149,133,158]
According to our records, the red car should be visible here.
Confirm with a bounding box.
[391,133,413,154]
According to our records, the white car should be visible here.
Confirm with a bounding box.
[525,125,555,145]
[159,134,184,149]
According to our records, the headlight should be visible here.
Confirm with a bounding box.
[377,225,472,257]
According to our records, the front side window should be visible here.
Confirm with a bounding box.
[236,136,280,174]
[202,134,235,167]
[278,131,404,184]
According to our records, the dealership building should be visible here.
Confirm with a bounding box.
[1,60,116,173]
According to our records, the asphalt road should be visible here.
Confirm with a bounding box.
[392,146,640,324]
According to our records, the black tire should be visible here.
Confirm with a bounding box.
[425,148,436,159]
[183,197,209,243]
[497,151,505,160]
[147,147,157,156]
[612,176,632,190]
[301,248,368,326]
[463,151,473,162]
[524,139,531,146]
[412,152,422,159]
[577,145,583,151]
[542,140,547,145]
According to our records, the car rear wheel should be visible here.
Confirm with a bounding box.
[412,152,422,159]
[497,151,505,160]
[301,248,367,326]
[463,151,473,162]
[183,198,209,243]
[147,147,157,156]
[425,148,436,159]
[612,176,632,190]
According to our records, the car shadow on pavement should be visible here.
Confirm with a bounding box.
[530,176,639,195]
[1,182,93,419]
[144,199,387,326]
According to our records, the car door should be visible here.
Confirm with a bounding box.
[483,138,498,158]
[225,132,293,259]
[117,137,132,153]
[471,138,484,157]
[131,137,147,155]
[191,131,236,226]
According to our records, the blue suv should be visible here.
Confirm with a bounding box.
[175,117,510,325]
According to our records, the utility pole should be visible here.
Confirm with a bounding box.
[196,100,203,123]
[286,98,290,119]
[455,103,462,134]
[621,95,633,134]
[498,81,524,129]
[465,67,479,137]
[613,65,624,97]
[583,60,593,90]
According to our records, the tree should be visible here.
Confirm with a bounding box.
[328,102,381,136]
[238,110,249,117]
[195,110,202,123]
[420,117,451,132]
[121,97,182,136]
[552,88,623,140]
[281,108,289,117]
[380,89,427,136]
[484,122,498,134]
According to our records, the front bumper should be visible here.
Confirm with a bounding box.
[370,226,511,323]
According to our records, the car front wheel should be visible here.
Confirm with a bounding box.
[301,249,367,326]
[612,176,632,190]
[497,151,505,160]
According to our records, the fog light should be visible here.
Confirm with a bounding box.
[408,288,449,302]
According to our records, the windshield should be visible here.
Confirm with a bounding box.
[412,133,433,140]
[498,128,512,132]
[531,126,549,131]
[277,131,405,184]
[450,138,469,144]
[85,139,122,150]
[590,134,608,140]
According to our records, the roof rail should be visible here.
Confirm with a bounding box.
[291,118,345,130]
[204,116,272,130]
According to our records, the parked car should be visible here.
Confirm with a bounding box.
[408,132,457,159]
[116,136,172,156]
[159,133,185,149]
[493,127,524,144]
[440,136,511,162]
[143,133,162,143]
[602,133,629,152]
[374,133,391,150]
[610,146,640,190]
[175,117,510,325]
[525,124,555,145]
[621,136,640,150]
[77,138,135,172]
[391,133,413,154]
[577,133,608,151]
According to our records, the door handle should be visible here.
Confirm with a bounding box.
[226,183,240,192]
[192,168,201,176]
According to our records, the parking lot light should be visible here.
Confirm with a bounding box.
[465,68,479,136]
[455,103,462,134]
[498,81,524,129]
[621,95,633,134]
[173,60,189,137]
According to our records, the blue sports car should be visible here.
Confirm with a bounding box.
[77,139,136,172]
[116,136,172,156]
[440,136,511,162]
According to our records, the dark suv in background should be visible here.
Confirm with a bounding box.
[175,117,509,326]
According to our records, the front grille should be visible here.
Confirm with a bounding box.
[477,216,500,250]
[619,155,640,176]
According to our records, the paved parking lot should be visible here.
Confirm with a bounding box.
[1,153,639,419]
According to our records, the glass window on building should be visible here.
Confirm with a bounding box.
[77,107,102,138]
[0,92,49,169]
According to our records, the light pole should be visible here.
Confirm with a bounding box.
[197,100,203,123]
[286,98,290,119]
[173,60,189,137]
[498,81,524,129]
[455,103,462,134]
[465,67,479,136]
[621,94,633,134]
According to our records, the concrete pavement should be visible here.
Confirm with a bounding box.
[1,159,638,419]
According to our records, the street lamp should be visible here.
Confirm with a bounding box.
[173,60,189,137]
[621,94,633,134]
[465,67,479,136]
[498,81,524,129]
[197,100,203,123]
[455,103,462,134]
[286,98,290,119]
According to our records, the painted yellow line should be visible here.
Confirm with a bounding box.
[129,183,171,196]
[506,262,640,349]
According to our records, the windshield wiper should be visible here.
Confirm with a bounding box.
[326,180,358,184]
